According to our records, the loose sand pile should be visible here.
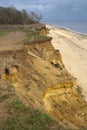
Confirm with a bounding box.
[47,25,87,100]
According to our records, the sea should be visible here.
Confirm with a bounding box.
[44,21,87,35]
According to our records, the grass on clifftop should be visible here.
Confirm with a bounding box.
[26,29,51,43]
[0,26,51,43]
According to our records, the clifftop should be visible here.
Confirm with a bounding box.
[0,24,87,129]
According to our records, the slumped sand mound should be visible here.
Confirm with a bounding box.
[43,81,87,129]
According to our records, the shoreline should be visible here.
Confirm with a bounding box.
[46,24,87,36]
[58,26,87,36]
[46,24,87,100]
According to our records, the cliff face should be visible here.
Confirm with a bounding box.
[1,41,66,109]
[43,82,87,129]
[25,41,64,67]
[0,29,87,129]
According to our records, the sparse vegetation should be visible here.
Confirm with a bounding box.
[0,72,87,130]
[0,94,10,102]
[77,86,82,95]
[27,33,51,42]
[0,83,74,130]
[26,29,51,42]
[0,31,7,37]
[0,94,64,130]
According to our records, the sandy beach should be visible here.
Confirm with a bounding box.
[47,25,87,100]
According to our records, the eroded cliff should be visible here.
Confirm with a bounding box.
[0,26,87,129]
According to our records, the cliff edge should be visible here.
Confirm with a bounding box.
[0,25,87,129]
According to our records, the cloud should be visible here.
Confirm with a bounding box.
[0,0,87,21]
[15,4,53,14]
[16,4,43,11]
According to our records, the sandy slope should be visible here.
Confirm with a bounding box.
[47,25,87,100]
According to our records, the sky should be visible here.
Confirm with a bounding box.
[0,0,87,22]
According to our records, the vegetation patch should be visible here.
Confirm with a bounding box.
[26,29,52,43]
[0,83,74,130]
[77,86,82,95]
[0,95,66,130]
[0,94,10,102]
[0,31,7,37]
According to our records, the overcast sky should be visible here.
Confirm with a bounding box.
[0,0,87,22]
